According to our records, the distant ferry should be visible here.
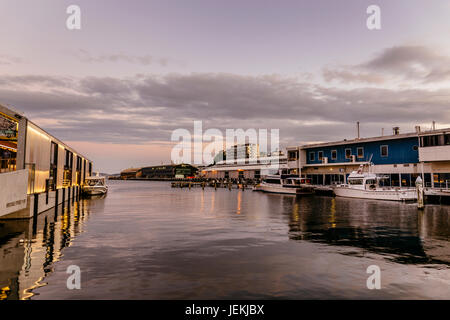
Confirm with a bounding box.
[333,165,417,201]
[254,174,313,195]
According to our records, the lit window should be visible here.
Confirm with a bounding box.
[357,147,364,158]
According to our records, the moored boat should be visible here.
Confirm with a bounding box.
[254,174,314,195]
[333,166,417,201]
[82,175,108,196]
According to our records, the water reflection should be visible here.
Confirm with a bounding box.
[0,196,102,300]
[0,181,449,300]
[284,196,450,265]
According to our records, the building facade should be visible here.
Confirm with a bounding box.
[202,154,287,180]
[223,143,259,164]
[139,164,198,179]
[287,126,450,188]
[120,168,141,179]
[0,104,92,219]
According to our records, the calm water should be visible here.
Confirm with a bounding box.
[1,180,449,300]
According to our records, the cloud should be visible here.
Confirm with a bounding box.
[74,50,172,67]
[1,71,449,150]
[323,45,450,84]
[322,68,385,84]
[0,54,23,65]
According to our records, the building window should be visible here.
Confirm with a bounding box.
[309,152,315,162]
[331,150,337,160]
[357,147,364,158]
[318,151,323,161]
[380,145,388,157]
[345,148,352,159]
[445,134,450,145]
[288,150,298,161]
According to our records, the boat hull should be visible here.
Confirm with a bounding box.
[82,186,108,196]
[255,184,313,195]
[333,186,417,201]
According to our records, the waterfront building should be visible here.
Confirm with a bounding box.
[287,126,450,188]
[120,167,142,180]
[0,104,92,219]
[224,143,259,164]
[202,154,287,180]
[139,163,198,179]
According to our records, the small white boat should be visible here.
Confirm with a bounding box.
[254,175,314,195]
[333,165,417,201]
[82,175,108,196]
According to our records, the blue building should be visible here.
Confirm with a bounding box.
[287,126,450,188]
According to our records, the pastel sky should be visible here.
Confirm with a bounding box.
[1,0,450,173]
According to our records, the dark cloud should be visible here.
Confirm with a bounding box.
[1,71,449,147]
[323,45,450,84]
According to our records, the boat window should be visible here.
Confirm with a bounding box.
[309,152,315,162]
[86,179,103,187]
[365,179,376,185]
[348,178,363,185]
[265,178,281,184]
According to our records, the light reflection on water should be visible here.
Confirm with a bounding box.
[0,180,449,300]
[0,197,102,300]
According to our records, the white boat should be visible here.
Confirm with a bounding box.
[333,166,417,201]
[254,175,313,195]
[82,175,108,196]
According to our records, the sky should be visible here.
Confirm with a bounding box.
[1,0,450,173]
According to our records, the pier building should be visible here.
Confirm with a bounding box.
[0,104,92,219]
[139,163,198,179]
[120,167,141,180]
[202,154,287,180]
[287,126,450,189]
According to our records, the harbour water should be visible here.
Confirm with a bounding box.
[1,180,449,300]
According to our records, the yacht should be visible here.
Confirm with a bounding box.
[254,174,313,195]
[333,165,417,201]
[82,175,108,196]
